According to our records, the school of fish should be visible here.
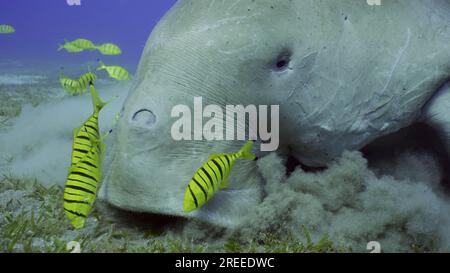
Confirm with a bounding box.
[57,38,130,95]
[56,34,254,227]
[58,38,121,55]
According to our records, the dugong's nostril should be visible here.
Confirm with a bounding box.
[131,109,157,128]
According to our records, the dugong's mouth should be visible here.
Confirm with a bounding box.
[100,132,264,227]
[105,206,188,231]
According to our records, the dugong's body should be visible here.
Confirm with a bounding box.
[100,0,450,227]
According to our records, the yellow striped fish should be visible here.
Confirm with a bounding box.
[60,72,81,95]
[183,141,257,212]
[97,61,131,81]
[58,39,84,53]
[64,134,102,229]
[60,70,97,95]
[0,24,15,34]
[96,43,122,55]
[70,83,107,165]
[64,83,108,229]
[77,72,97,94]
[71,38,96,50]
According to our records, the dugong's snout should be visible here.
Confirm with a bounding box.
[101,91,263,226]
[99,88,188,216]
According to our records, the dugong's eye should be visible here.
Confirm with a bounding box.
[272,50,292,72]
[276,59,288,70]
[131,109,157,128]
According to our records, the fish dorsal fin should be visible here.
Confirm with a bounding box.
[101,131,110,140]
[97,60,106,70]
[73,128,79,139]
[71,128,80,163]
[99,142,105,157]
[208,153,225,160]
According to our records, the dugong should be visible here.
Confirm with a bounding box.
[99,0,450,227]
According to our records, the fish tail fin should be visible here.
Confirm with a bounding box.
[88,42,97,51]
[89,83,108,113]
[97,60,106,71]
[239,140,257,160]
[58,39,69,51]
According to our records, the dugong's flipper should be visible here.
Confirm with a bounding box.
[422,81,450,154]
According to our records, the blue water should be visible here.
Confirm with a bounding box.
[0,0,177,73]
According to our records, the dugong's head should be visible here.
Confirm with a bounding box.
[100,0,450,226]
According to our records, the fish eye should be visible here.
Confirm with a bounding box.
[131,109,157,128]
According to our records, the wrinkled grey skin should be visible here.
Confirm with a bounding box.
[99,0,450,227]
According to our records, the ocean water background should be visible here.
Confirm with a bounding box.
[0,0,177,73]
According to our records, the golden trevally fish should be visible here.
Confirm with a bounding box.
[60,70,97,95]
[70,38,96,50]
[96,43,122,55]
[60,71,81,95]
[64,83,109,229]
[0,24,15,34]
[97,61,131,81]
[183,141,257,212]
[58,39,84,53]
